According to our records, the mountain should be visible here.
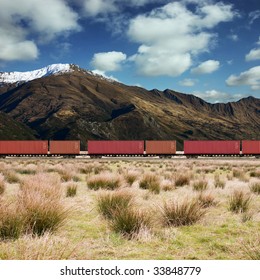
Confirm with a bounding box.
[0,64,259,149]
[0,64,73,84]
[0,111,36,140]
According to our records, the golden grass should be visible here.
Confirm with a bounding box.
[0,158,259,259]
[0,173,5,195]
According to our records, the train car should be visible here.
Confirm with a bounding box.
[49,140,80,157]
[242,140,260,156]
[88,140,144,157]
[0,140,48,156]
[145,140,176,157]
[184,140,240,156]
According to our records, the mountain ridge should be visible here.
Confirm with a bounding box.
[0,64,259,149]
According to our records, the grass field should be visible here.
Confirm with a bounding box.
[0,158,260,260]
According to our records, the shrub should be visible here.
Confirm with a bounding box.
[192,180,208,191]
[250,182,260,194]
[18,174,68,236]
[97,191,133,220]
[87,173,121,190]
[110,208,151,238]
[161,199,205,227]
[228,190,251,213]
[139,173,160,194]
[66,182,78,197]
[0,174,5,195]
[174,174,190,187]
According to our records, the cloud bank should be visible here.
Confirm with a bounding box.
[127,1,236,77]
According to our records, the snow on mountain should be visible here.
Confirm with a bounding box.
[0,64,73,84]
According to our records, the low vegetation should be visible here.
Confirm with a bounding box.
[87,173,121,190]
[161,199,205,227]
[139,173,161,194]
[174,174,191,187]
[65,182,78,197]
[97,191,133,220]
[250,182,260,194]
[228,190,251,213]
[0,158,259,259]
[110,208,151,238]
[0,174,5,195]
[192,180,208,191]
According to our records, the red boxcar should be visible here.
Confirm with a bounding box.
[88,140,144,155]
[0,141,48,155]
[184,140,240,155]
[242,140,260,155]
[49,140,80,155]
[145,141,176,155]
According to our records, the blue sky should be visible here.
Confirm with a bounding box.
[0,0,259,103]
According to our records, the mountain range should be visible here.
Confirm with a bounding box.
[0,64,259,149]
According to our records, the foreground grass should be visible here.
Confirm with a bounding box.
[0,158,260,259]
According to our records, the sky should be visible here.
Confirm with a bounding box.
[0,0,259,103]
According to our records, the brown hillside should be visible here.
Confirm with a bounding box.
[0,67,259,149]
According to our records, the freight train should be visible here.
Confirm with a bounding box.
[0,140,259,158]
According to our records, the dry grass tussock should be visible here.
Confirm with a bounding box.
[214,174,226,189]
[0,234,80,260]
[240,234,260,260]
[0,173,5,195]
[0,200,25,240]
[139,173,161,194]
[197,192,216,208]
[65,181,78,197]
[250,182,260,195]
[124,170,139,186]
[97,190,133,220]
[3,170,20,184]
[18,173,69,236]
[0,159,260,259]
[110,207,151,239]
[87,172,122,190]
[192,179,208,191]
[174,174,191,187]
[160,199,205,227]
[228,190,252,213]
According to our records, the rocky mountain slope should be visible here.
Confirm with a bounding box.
[0,64,259,149]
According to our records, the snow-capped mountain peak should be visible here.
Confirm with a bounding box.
[0,64,73,84]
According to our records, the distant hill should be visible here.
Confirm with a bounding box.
[0,64,259,149]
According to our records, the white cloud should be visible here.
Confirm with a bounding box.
[193,90,247,103]
[91,69,119,82]
[179,79,197,87]
[127,1,236,77]
[249,10,260,25]
[80,0,170,16]
[0,0,80,62]
[191,60,220,74]
[229,34,238,41]
[91,51,127,72]
[226,66,260,91]
[246,49,260,61]
[83,0,117,16]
